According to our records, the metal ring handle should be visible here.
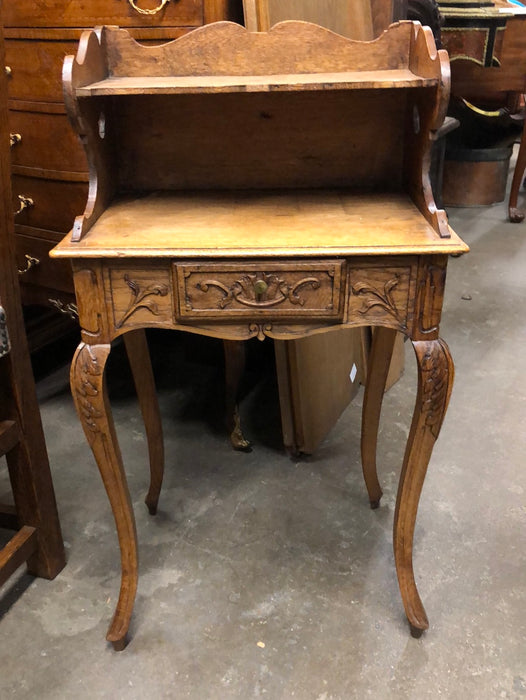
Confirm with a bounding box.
[48,298,79,320]
[17,254,40,275]
[14,195,33,216]
[127,0,170,15]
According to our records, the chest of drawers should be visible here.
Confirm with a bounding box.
[4,1,242,321]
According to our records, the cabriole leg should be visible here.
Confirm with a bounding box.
[394,338,454,637]
[223,339,251,451]
[123,329,164,515]
[361,327,398,508]
[71,342,138,651]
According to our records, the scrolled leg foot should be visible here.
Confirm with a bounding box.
[394,338,454,635]
[229,406,252,452]
[410,623,425,639]
[110,634,129,652]
[509,206,525,223]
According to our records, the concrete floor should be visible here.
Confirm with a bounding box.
[1,176,526,699]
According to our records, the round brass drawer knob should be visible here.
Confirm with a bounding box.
[254,279,268,296]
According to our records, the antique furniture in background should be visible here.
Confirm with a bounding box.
[437,0,526,218]
[243,0,408,38]
[3,0,242,338]
[0,22,65,590]
[53,20,468,649]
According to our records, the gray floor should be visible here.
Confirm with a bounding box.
[1,172,525,699]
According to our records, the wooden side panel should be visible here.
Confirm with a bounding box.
[116,91,406,191]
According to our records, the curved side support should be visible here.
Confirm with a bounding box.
[62,30,113,242]
[223,339,251,451]
[393,338,453,636]
[123,330,164,514]
[509,125,526,223]
[361,327,398,508]
[70,342,138,651]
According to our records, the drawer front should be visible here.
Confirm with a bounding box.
[12,175,88,233]
[16,234,74,295]
[5,40,80,103]
[176,261,344,320]
[9,109,87,174]
[4,0,203,28]
[348,264,414,332]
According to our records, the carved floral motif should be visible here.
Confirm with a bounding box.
[351,275,404,325]
[116,274,169,328]
[75,345,104,433]
[195,272,322,310]
[248,322,273,341]
[419,342,450,438]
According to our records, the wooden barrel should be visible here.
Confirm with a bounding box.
[443,144,513,206]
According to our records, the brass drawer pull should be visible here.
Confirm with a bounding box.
[14,195,34,216]
[17,254,40,275]
[127,0,170,14]
[10,133,22,148]
[48,298,79,320]
[5,66,12,77]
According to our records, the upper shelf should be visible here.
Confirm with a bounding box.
[76,69,438,96]
[66,20,448,99]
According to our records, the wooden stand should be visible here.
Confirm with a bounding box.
[52,20,468,649]
[0,24,65,588]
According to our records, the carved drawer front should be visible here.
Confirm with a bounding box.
[108,266,175,331]
[3,0,202,28]
[175,261,344,320]
[348,264,414,331]
[12,175,88,234]
[9,110,88,175]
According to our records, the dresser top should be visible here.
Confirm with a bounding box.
[52,190,468,258]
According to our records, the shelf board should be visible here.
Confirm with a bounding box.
[52,189,468,258]
[76,70,438,96]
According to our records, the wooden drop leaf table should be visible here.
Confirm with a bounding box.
[51,20,469,650]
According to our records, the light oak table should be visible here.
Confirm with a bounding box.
[52,20,468,650]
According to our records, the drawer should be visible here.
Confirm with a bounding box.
[5,39,83,103]
[9,109,87,174]
[175,261,344,320]
[5,40,81,103]
[12,175,88,233]
[4,0,203,28]
[16,233,74,295]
